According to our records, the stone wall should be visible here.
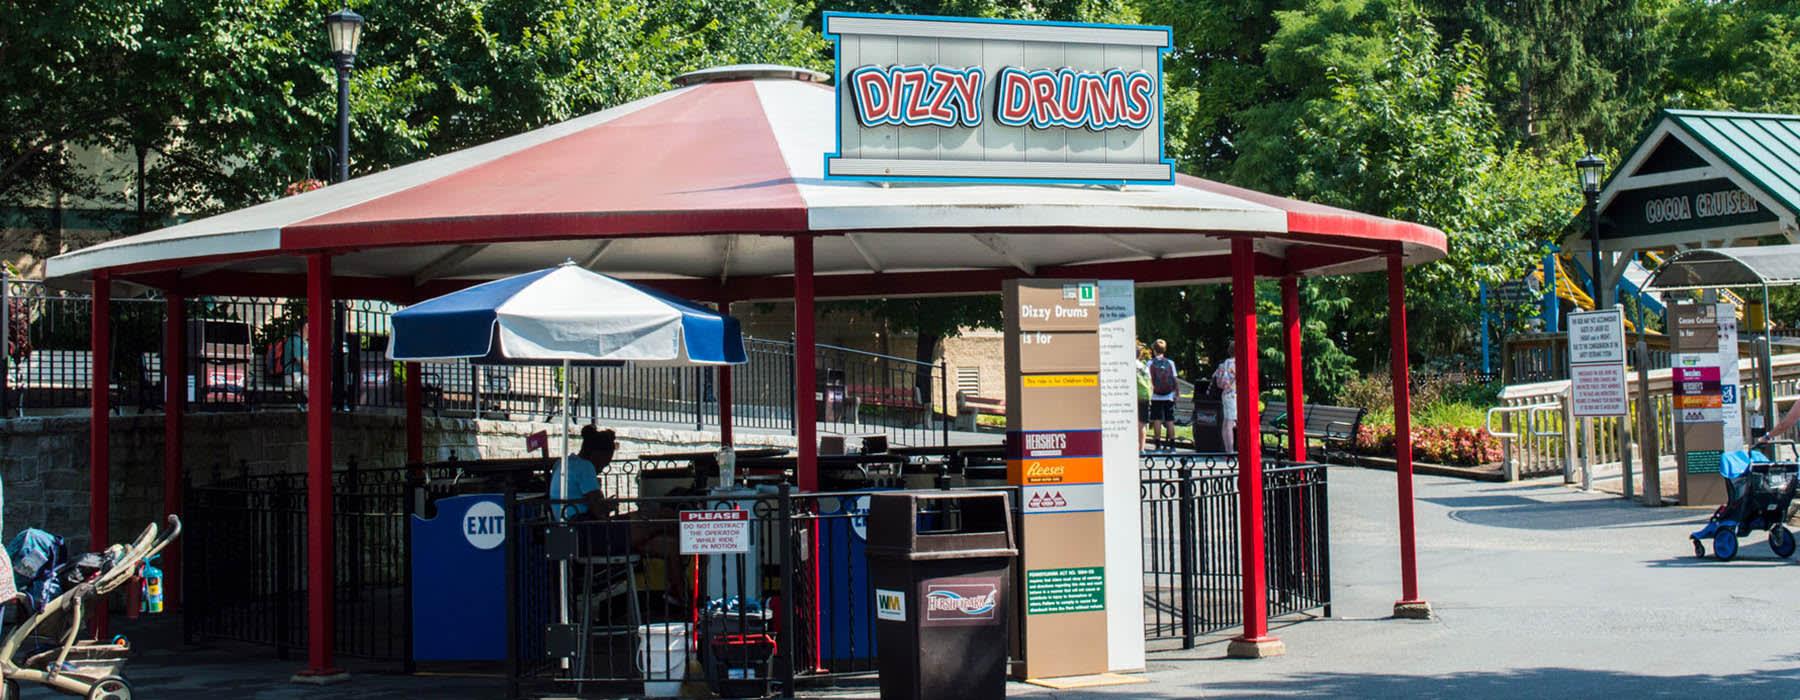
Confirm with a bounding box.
[0,410,793,551]
[940,327,1006,401]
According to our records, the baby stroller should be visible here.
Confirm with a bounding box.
[0,515,181,699]
[1690,447,1798,561]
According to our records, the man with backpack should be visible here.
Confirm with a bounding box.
[1145,339,1180,451]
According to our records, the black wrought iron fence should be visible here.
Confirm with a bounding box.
[1,289,950,447]
[0,277,165,414]
[182,461,425,661]
[1139,457,1330,648]
[181,451,1330,687]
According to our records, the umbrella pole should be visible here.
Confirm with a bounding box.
[558,359,572,647]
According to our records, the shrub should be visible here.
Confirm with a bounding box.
[1351,422,1501,467]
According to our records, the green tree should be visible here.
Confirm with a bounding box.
[1659,0,1800,115]
[1279,10,1583,370]
[5,0,829,223]
[0,0,148,204]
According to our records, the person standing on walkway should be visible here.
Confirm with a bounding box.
[1213,340,1238,454]
[1137,345,1153,452]
[1146,340,1180,451]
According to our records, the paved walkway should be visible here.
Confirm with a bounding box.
[30,467,1800,698]
[1001,467,1800,698]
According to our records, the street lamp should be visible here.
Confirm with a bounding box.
[324,8,364,184]
[1577,152,1607,307]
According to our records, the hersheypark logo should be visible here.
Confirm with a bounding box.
[848,64,1159,131]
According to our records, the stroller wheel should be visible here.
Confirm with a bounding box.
[1772,525,1797,558]
[1714,530,1740,561]
[86,676,131,700]
[1693,538,1707,558]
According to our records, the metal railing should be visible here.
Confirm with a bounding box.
[1487,352,1800,485]
[177,451,1333,688]
[0,287,950,447]
[1139,456,1330,647]
[182,460,426,661]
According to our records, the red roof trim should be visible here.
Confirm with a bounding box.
[280,208,810,251]
[1177,174,1447,253]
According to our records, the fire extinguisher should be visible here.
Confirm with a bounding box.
[140,555,164,614]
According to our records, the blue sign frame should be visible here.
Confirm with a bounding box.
[822,11,1176,187]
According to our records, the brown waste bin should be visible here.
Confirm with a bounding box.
[865,491,1017,700]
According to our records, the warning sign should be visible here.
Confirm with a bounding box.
[1566,309,1627,417]
[1025,567,1106,615]
[1570,363,1629,417]
[678,510,750,555]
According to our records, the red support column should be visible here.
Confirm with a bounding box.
[792,236,824,673]
[1281,277,1306,462]
[89,272,112,636]
[1388,254,1432,619]
[717,300,734,448]
[793,238,817,491]
[163,293,186,612]
[296,253,346,682]
[405,361,423,466]
[1227,239,1283,658]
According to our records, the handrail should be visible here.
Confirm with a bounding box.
[1528,403,1566,438]
[1476,403,1533,435]
[1490,397,1562,435]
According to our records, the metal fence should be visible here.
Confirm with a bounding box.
[1487,352,1800,485]
[182,461,430,662]
[1139,455,1330,647]
[0,284,950,447]
[178,448,1333,686]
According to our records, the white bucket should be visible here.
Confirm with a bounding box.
[638,622,690,697]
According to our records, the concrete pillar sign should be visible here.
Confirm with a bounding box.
[1004,279,1109,679]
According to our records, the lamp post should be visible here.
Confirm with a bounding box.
[324,8,364,184]
[1577,152,1606,307]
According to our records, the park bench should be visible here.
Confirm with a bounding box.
[847,384,932,428]
[954,390,1005,431]
[1264,404,1365,463]
[421,363,560,420]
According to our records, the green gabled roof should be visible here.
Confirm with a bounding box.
[1660,109,1800,218]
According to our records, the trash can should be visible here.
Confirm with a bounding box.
[1189,397,1224,452]
[866,491,1017,700]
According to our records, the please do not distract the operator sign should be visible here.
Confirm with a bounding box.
[678,510,750,555]
[1567,309,1628,417]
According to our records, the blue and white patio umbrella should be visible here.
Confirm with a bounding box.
[389,262,746,629]
[388,261,746,366]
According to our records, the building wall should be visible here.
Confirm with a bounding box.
[0,410,793,552]
[940,327,1006,401]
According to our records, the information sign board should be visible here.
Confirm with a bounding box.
[1567,309,1627,417]
[678,510,750,555]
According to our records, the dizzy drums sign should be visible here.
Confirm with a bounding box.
[824,13,1174,184]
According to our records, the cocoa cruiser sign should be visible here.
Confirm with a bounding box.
[823,13,1173,184]
[1603,178,1778,237]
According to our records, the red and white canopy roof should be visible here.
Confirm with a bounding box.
[48,65,1445,301]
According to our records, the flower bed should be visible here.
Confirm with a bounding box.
[1352,422,1502,467]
